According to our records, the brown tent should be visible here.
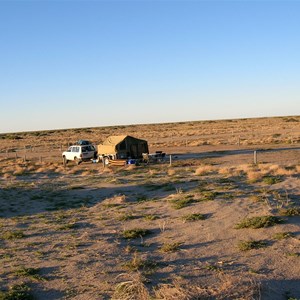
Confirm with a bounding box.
[97,135,149,159]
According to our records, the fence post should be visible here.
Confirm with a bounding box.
[254,150,257,164]
[169,154,172,166]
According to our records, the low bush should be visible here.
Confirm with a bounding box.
[238,240,267,251]
[122,228,151,239]
[235,216,283,229]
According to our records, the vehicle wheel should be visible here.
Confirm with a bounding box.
[74,157,80,165]
[104,157,109,166]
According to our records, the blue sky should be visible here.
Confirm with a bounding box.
[0,0,299,133]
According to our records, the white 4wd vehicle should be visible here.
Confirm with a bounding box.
[62,145,97,165]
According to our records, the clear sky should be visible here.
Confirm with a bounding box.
[0,0,299,133]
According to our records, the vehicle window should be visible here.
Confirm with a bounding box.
[82,146,88,153]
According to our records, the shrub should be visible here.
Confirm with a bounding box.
[235,216,283,229]
[273,232,294,240]
[123,253,157,272]
[1,231,25,240]
[279,207,300,216]
[123,228,151,239]
[118,213,136,221]
[160,242,183,253]
[171,198,194,209]
[238,240,267,251]
[262,176,281,185]
[200,191,218,201]
[0,284,33,300]
[143,214,159,221]
[14,267,45,281]
[182,213,206,222]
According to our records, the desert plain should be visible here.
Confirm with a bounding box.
[0,116,299,299]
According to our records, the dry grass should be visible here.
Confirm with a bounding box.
[195,165,215,176]
[112,274,150,300]
[0,116,299,299]
[167,168,176,176]
[154,276,261,300]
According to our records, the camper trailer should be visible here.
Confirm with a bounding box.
[97,135,149,165]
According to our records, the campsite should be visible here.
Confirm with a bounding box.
[0,116,299,299]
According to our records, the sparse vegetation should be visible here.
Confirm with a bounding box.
[123,253,157,272]
[118,213,136,221]
[262,176,281,185]
[273,232,294,240]
[1,230,25,240]
[279,207,300,216]
[143,214,159,221]
[160,242,183,252]
[235,216,284,229]
[0,116,299,299]
[112,274,150,300]
[170,197,194,209]
[0,284,34,300]
[122,228,151,239]
[238,240,267,251]
[182,213,206,222]
[13,267,45,281]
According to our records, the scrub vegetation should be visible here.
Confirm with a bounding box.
[0,116,299,299]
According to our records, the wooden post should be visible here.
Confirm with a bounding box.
[169,154,172,166]
[254,150,257,164]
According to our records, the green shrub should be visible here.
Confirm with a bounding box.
[262,176,281,185]
[171,198,194,209]
[238,240,267,251]
[273,232,294,240]
[122,228,151,239]
[1,231,25,240]
[143,214,159,221]
[14,267,45,281]
[160,242,183,253]
[235,216,283,229]
[279,207,300,216]
[0,284,33,300]
[117,213,136,221]
[182,213,206,222]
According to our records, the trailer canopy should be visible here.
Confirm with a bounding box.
[97,135,149,159]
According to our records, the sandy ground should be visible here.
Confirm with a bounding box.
[0,117,299,299]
